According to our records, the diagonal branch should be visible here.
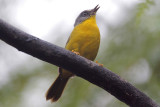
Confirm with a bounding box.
[0,19,159,107]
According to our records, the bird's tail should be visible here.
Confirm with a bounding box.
[46,73,70,102]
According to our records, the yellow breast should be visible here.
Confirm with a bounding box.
[65,16,100,61]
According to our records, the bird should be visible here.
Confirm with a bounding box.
[46,5,100,102]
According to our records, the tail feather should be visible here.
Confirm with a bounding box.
[46,74,69,102]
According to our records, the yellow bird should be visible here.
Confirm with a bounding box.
[46,5,100,102]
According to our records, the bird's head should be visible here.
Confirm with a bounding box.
[74,5,100,27]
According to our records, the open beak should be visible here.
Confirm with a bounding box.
[90,5,100,15]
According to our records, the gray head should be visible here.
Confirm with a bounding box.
[74,5,100,27]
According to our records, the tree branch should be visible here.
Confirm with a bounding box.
[0,19,159,107]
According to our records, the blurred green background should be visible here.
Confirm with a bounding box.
[0,0,160,107]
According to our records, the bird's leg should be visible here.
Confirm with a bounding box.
[72,50,80,55]
[96,61,103,67]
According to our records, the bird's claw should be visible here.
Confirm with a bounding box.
[96,61,103,67]
[72,50,80,55]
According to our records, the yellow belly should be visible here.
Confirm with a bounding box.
[65,16,100,61]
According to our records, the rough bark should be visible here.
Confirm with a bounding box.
[0,19,159,107]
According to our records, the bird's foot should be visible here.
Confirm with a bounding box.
[72,50,80,55]
[96,61,103,67]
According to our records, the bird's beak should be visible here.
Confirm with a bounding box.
[90,5,100,15]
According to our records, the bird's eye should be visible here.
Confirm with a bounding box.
[82,12,88,16]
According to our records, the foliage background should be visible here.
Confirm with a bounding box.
[0,0,160,107]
